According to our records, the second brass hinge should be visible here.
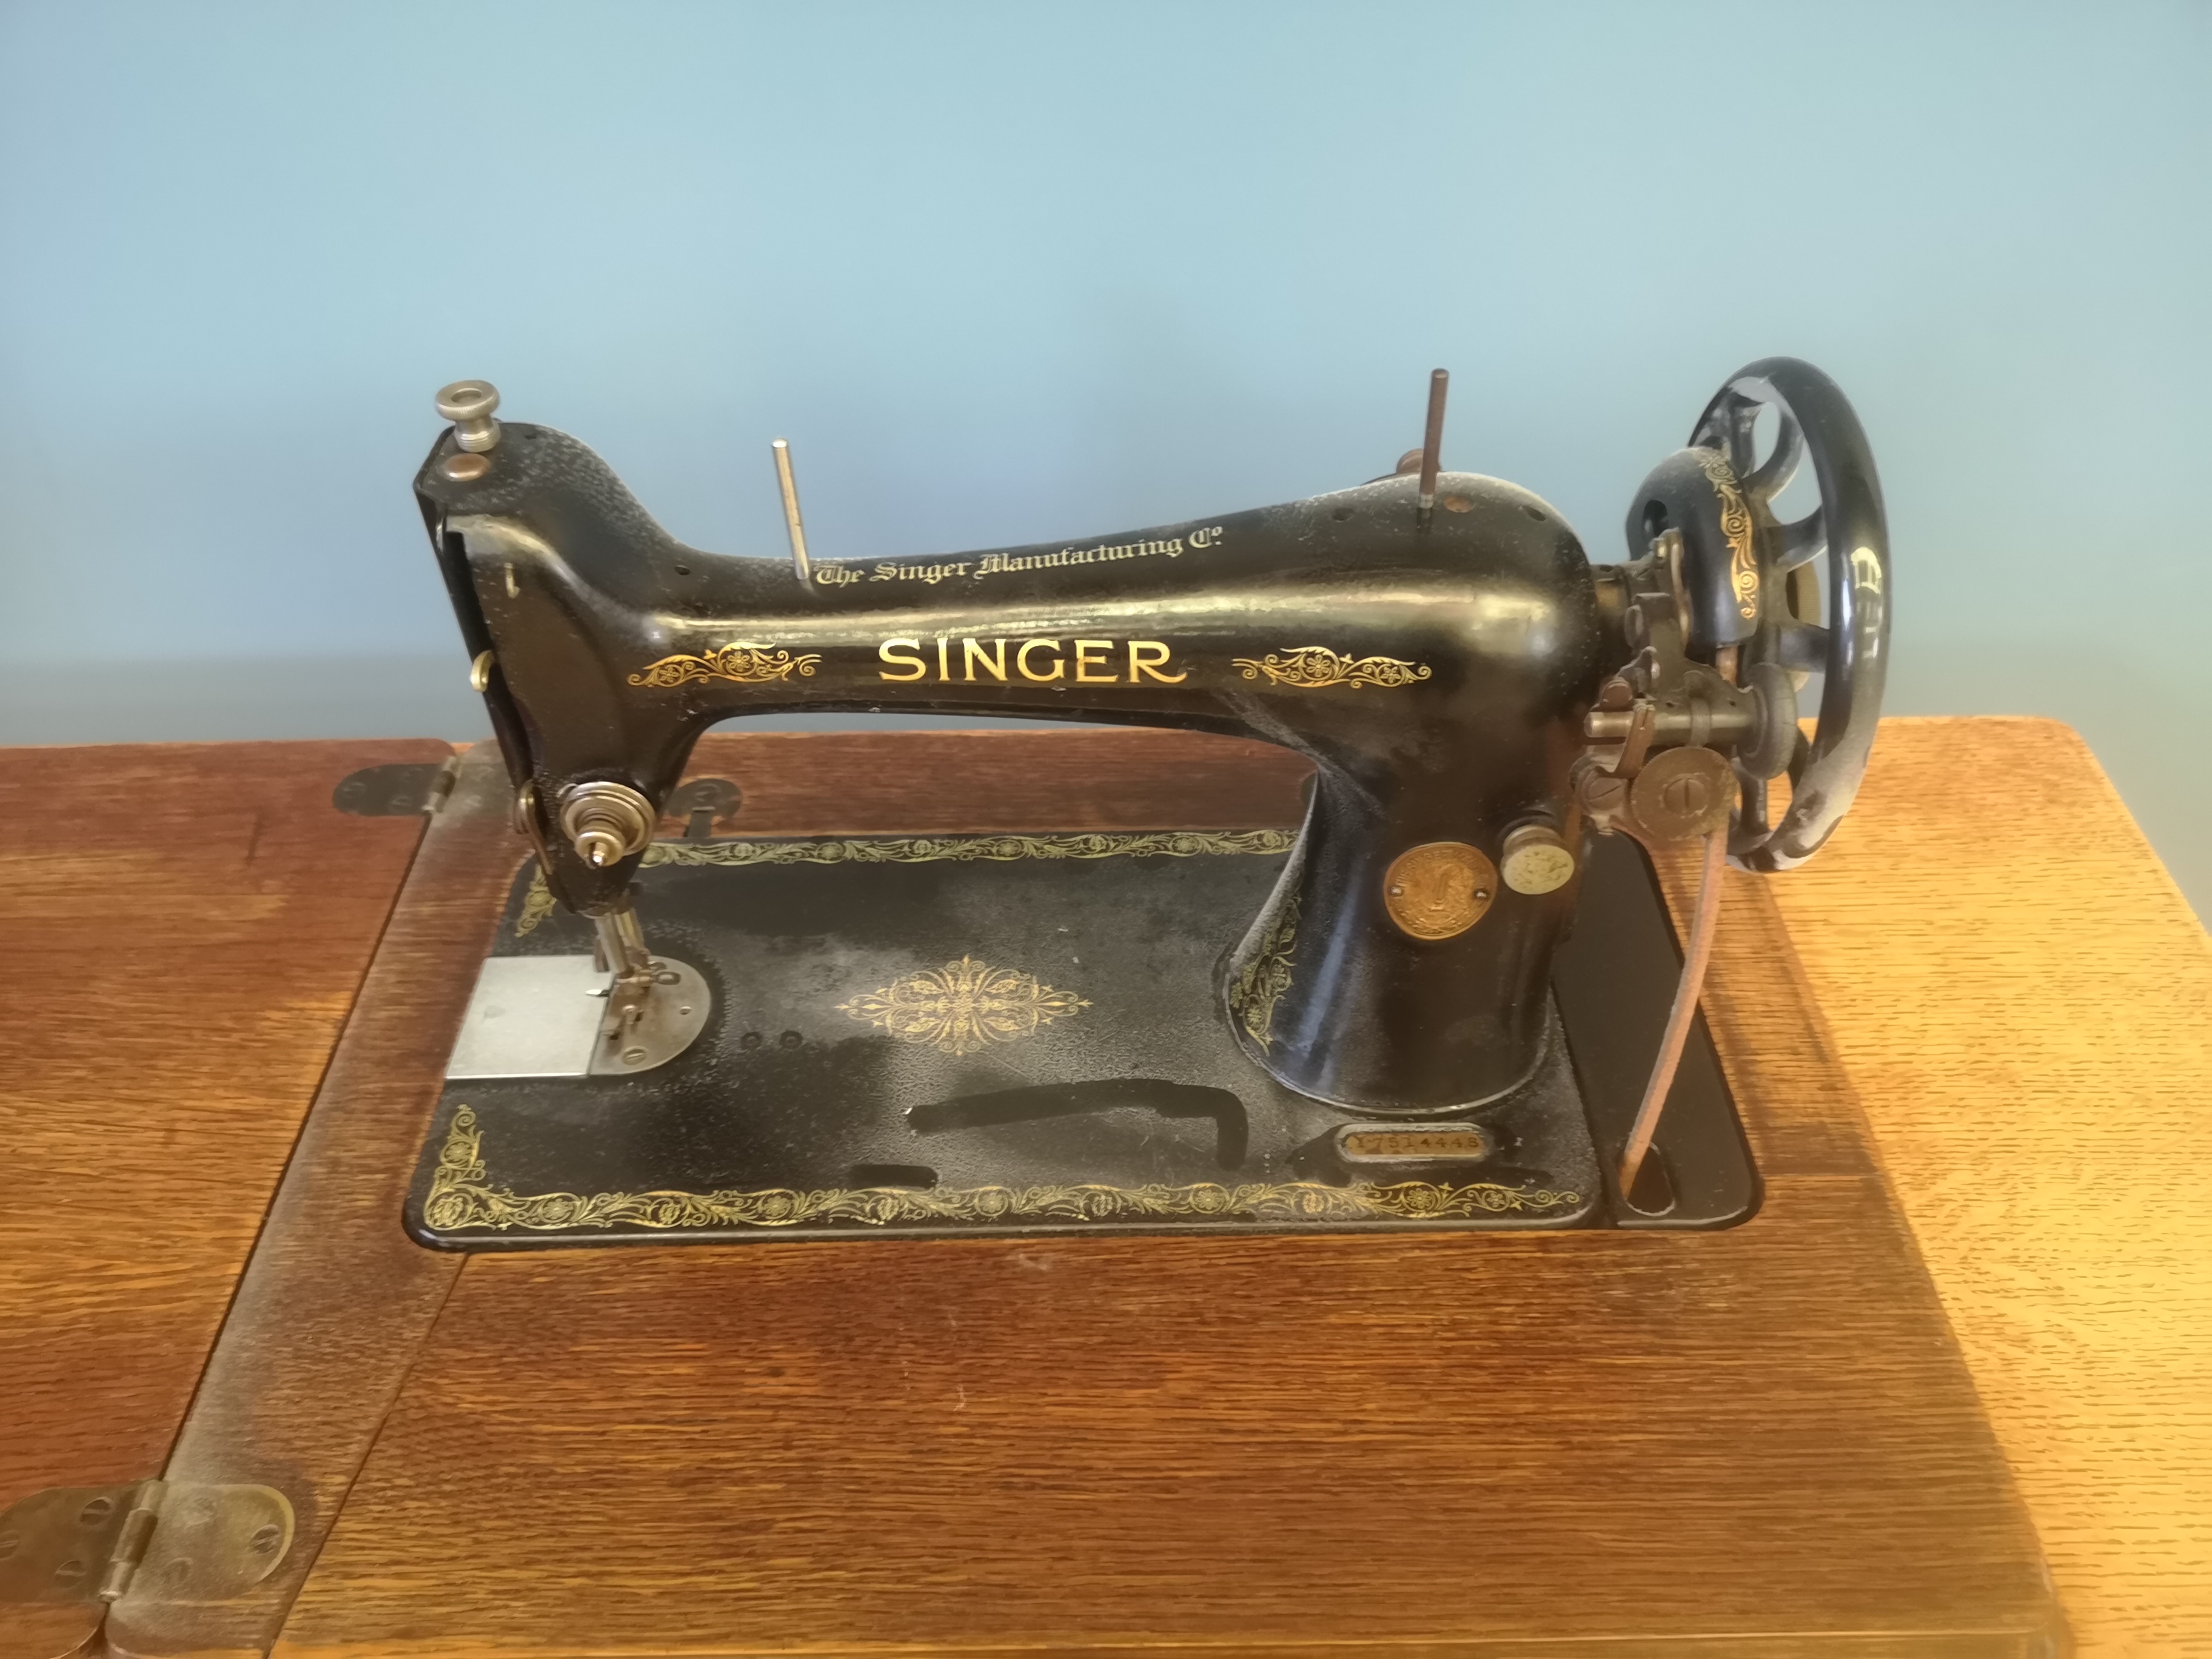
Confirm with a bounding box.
[0,1480,293,1608]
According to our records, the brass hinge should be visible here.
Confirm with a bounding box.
[0,1481,292,1607]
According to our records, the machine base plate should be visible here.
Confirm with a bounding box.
[405,829,1755,1248]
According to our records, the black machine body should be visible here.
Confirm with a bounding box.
[408,359,1889,1240]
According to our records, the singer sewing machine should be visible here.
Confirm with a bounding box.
[23,359,2121,1659]
[401,358,1887,1248]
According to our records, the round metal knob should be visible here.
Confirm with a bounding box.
[1500,823,1577,895]
[557,781,655,869]
[435,379,502,452]
[1628,747,1735,841]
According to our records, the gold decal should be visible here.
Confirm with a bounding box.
[629,643,822,688]
[877,638,927,681]
[871,635,1185,686]
[423,1105,1581,1235]
[1233,646,1433,689]
[1227,895,1299,1051]
[963,638,1008,682]
[1016,638,1065,682]
[1693,447,1760,622]
[513,829,1294,936]
[1073,640,1117,683]
[1383,842,1496,940]
[838,955,1088,1056]
[1128,640,1187,683]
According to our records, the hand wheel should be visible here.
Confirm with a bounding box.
[1631,357,1892,871]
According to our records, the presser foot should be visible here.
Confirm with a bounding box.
[444,953,710,1081]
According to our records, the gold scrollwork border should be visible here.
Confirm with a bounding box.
[629,643,823,688]
[1232,646,1433,689]
[1692,448,1760,622]
[515,828,1296,934]
[1226,896,1299,1051]
[423,1106,1582,1235]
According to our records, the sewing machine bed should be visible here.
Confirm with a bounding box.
[405,828,1754,1248]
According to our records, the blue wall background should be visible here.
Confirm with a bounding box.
[2,0,2205,911]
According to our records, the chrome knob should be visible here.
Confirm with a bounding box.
[557,781,655,869]
[435,379,502,453]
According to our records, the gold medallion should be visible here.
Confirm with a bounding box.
[1382,842,1496,940]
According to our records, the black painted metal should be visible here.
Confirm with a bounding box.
[404,833,1753,1248]
[1686,358,1892,871]
[418,445,1605,1115]
[414,357,1886,1114]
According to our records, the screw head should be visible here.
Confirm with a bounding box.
[249,1523,283,1556]
[443,452,491,483]
[53,1557,87,1589]
[78,1496,114,1527]
[622,1047,647,1065]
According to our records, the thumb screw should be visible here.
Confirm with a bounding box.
[436,380,501,452]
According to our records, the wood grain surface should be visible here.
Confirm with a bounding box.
[0,740,447,1659]
[98,746,519,1659]
[1764,718,2212,1658]
[95,730,1317,1659]
[241,728,2057,1657]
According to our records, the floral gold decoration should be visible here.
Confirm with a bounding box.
[422,1106,1581,1235]
[628,643,823,688]
[514,828,1295,934]
[1231,646,1432,689]
[1692,447,1760,622]
[1227,896,1299,1050]
[837,955,1088,1056]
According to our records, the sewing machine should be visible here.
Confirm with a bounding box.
[403,358,1887,1247]
[22,361,2105,1659]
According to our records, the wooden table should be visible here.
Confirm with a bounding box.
[1765,719,2212,1655]
[1,719,2204,1657]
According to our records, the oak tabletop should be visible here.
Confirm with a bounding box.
[1760,718,2212,1656]
[0,718,2205,1655]
[0,740,450,1659]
